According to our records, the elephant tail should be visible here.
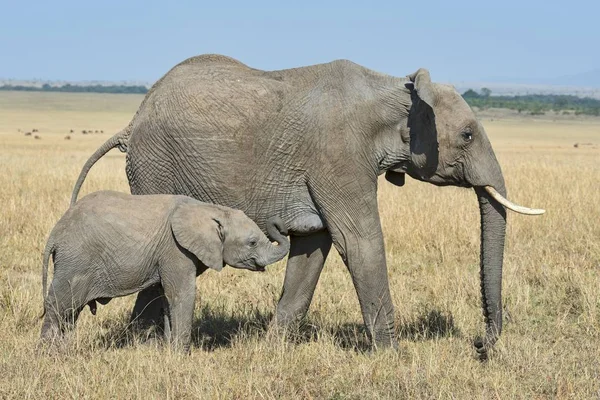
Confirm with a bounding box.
[70,129,129,206]
[41,237,55,318]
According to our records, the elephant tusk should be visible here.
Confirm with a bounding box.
[484,186,545,215]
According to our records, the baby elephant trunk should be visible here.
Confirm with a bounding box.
[261,217,290,266]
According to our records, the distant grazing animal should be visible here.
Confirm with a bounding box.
[65,136,71,140]
[24,132,32,136]
[70,54,545,356]
[32,129,38,133]
[100,130,104,134]
[95,130,99,133]
[34,135,41,140]
[70,129,74,133]
[82,130,87,134]
[40,190,290,352]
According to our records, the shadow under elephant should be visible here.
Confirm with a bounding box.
[95,305,459,352]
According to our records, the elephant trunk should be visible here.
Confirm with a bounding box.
[474,185,507,358]
[261,217,290,266]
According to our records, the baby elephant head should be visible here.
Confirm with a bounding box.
[171,202,290,272]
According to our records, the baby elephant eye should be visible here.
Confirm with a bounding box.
[248,239,258,248]
[462,131,473,142]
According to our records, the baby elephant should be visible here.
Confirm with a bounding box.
[40,191,289,352]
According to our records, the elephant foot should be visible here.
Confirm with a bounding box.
[274,308,304,328]
[36,338,63,356]
[371,330,398,351]
[37,322,74,355]
[271,312,300,331]
[269,310,313,344]
[473,336,494,361]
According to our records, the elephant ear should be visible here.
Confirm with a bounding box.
[407,68,437,108]
[171,203,224,271]
[406,68,440,178]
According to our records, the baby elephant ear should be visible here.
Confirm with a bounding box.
[171,203,224,271]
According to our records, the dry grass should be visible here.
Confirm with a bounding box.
[0,91,599,399]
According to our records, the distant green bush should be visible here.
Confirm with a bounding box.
[0,83,148,94]
[462,88,600,116]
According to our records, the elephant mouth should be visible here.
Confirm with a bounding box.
[405,164,472,188]
[229,261,266,272]
[408,171,472,188]
[405,166,545,215]
[243,262,267,272]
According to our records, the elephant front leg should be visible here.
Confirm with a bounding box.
[161,267,196,353]
[308,176,397,349]
[275,231,332,327]
[342,234,396,349]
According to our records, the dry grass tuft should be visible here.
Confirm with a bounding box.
[0,92,599,398]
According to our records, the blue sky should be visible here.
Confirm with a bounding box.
[1,0,598,83]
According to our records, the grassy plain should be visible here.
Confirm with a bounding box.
[0,91,599,398]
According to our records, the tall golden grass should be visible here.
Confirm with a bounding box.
[0,91,598,398]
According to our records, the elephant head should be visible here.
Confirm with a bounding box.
[221,212,290,271]
[171,203,290,272]
[387,68,544,356]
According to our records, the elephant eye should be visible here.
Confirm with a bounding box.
[462,130,473,142]
[248,239,258,248]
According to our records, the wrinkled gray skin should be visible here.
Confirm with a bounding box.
[72,54,509,355]
[41,190,290,352]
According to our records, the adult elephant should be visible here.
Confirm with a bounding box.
[71,54,544,355]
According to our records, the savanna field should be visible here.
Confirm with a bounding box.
[0,91,598,398]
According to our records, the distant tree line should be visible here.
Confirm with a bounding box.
[0,83,148,94]
[1,83,599,115]
[462,88,600,116]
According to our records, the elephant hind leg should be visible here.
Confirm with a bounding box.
[129,284,165,329]
[40,306,62,343]
[275,231,332,327]
[40,278,86,344]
